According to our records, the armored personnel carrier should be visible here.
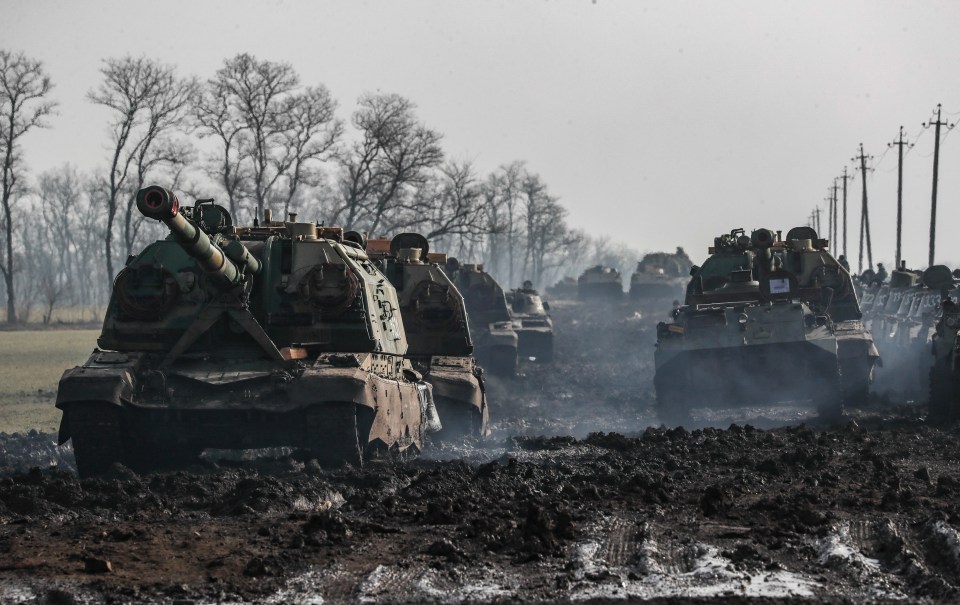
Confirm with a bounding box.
[57,186,438,477]
[629,248,694,300]
[366,233,489,438]
[450,263,519,376]
[655,227,878,425]
[578,265,623,299]
[925,265,960,423]
[506,281,554,362]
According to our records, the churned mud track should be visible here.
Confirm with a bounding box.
[0,300,959,603]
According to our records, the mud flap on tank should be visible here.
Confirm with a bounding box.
[837,337,880,404]
[64,401,126,478]
[418,383,442,434]
[814,364,845,422]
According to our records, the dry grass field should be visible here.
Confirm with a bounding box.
[8,305,105,325]
[0,330,99,434]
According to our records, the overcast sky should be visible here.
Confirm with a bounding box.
[4,0,960,270]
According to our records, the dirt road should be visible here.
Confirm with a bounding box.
[0,300,958,604]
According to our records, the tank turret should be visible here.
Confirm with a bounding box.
[57,186,438,477]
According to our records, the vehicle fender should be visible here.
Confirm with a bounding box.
[55,366,135,444]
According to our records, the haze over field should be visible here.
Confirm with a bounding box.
[4,0,960,267]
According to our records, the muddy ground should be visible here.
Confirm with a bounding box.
[0,300,959,604]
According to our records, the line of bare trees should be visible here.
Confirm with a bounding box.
[0,50,638,323]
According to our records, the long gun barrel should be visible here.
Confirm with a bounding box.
[136,186,259,288]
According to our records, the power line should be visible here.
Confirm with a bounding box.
[904,128,927,158]
[872,144,893,170]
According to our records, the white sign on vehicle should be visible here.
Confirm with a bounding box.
[769,278,791,294]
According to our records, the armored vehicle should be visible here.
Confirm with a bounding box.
[861,264,933,396]
[57,186,438,477]
[864,265,920,344]
[578,265,623,299]
[629,248,694,300]
[367,233,490,438]
[546,276,578,300]
[655,227,878,425]
[450,263,519,376]
[506,281,554,362]
[925,265,960,423]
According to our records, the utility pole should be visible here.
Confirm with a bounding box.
[923,104,954,266]
[888,125,912,269]
[840,166,853,260]
[853,144,873,274]
[814,206,822,235]
[831,178,839,247]
[824,196,832,239]
[817,189,833,239]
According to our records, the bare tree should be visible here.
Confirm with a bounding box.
[332,93,443,233]
[88,55,198,286]
[195,77,249,218]
[30,218,66,325]
[275,86,342,216]
[12,206,37,322]
[0,50,56,323]
[392,160,488,244]
[201,54,341,221]
[79,176,111,317]
[36,165,90,320]
[478,162,524,285]
[520,173,573,287]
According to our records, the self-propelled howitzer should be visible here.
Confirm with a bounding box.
[57,186,438,477]
[368,233,490,438]
[654,227,878,424]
